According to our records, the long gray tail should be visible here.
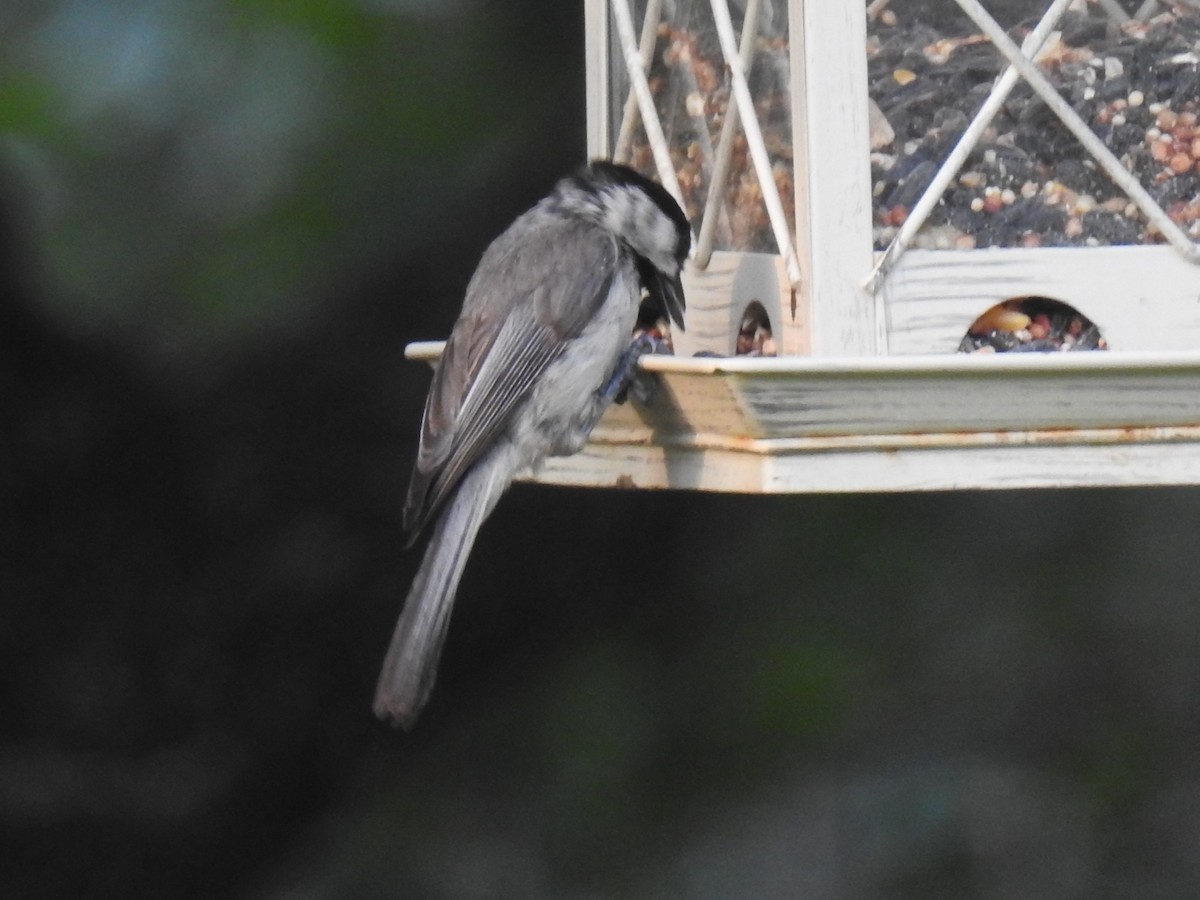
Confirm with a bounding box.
[373,453,511,728]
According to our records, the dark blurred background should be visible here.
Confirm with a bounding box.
[2,1,1199,897]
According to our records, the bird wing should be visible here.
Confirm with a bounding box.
[404,214,620,538]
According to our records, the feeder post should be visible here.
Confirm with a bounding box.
[585,0,611,159]
[790,0,879,356]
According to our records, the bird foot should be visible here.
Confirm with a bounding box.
[601,332,673,405]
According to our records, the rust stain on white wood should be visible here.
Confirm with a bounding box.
[525,426,1200,494]
[409,340,1200,492]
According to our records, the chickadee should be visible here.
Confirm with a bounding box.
[374,161,691,727]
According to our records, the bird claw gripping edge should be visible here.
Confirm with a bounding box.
[601,331,673,406]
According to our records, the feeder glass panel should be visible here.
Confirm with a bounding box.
[608,0,794,254]
[867,0,1200,252]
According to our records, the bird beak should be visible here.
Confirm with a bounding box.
[661,270,686,332]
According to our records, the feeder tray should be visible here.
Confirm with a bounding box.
[408,0,1200,493]
[407,341,1200,491]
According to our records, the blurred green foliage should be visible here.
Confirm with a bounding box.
[0,0,574,368]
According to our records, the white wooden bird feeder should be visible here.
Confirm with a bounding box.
[411,0,1200,492]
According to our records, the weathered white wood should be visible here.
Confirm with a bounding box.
[585,0,610,159]
[407,341,1200,492]
[770,251,809,355]
[790,0,877,356]
[640,350,1200,437]
[523,428,1200,493]
[675,253,746,358]
[882,245,1200,354]
[676,251,802,357]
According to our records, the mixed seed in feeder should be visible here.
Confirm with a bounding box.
[869,3,1200,249]
[619,1,1200,253]
[958,296,1107,353]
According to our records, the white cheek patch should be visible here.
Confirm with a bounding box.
[603,186,680,274]
[600,188,638,235]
